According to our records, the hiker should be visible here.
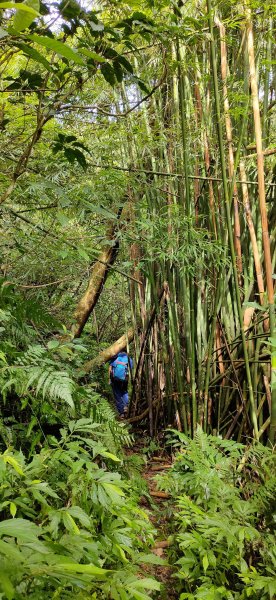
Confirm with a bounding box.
[108,351,133,418]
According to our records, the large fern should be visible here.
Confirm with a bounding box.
[1,344,75,409]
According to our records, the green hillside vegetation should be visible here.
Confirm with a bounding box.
[0,0,275,598]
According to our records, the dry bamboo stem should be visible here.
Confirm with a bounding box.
[239,160,265,306]
[245,7,275,442]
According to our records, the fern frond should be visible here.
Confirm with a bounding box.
[26,366,74,408]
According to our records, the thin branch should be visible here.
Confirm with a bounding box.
[59,72,166,119]
[2,207,143,286]
[4,277,72,289]
[88,162,276,187]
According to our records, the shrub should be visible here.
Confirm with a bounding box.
[156,428,276,600]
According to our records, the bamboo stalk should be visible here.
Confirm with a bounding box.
[176,40,197,434]
[215,17,243,283]
[245,6,275,443]
[206,0,259,439]
[73,210,123,338]
[239,160,265,306]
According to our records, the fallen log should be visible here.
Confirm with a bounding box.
[149,464,172,471]
[150,491,171,499]
[125,399,159,424]
[80,328,134,373]
[153,540,172,549]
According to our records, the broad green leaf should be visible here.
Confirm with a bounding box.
[136,553,166,565]
[3,455,24,476]
[131,588,151,600]
[100,451,121,462]
[0,539,22,561]
[0,26,8,37]
[102,482,125,498]
[77,247,90,262]
[0,573,14,600]
[113,59,123,83]
[27,34,85,65]
[67,506,91,528]
[16,42,52,71]
[53,563,111,576]
[117,55,133,73]
[131,593,153,600]
[64,147,87,169]
[0,1,38,13]
[0,518,40,540]
[9,502,17,517]
[13,0,40,32]
[62,511,80,534]
[47,340,59,350]
[131,578,161,591]
[78,48,105,62]
[101,63,116,86]
[202,554,209,572]
[89,20,104,32]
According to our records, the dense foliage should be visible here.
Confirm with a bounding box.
[0,284,163,599]
[0,0,275,597]
[0,420,163,600]
[157,429,276,600]
[0,0,275,440]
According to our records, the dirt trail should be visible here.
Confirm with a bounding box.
[128,437,178,599]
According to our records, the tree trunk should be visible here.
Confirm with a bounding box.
[72,210,122,338]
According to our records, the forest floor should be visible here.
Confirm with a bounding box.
[127,434,178,599]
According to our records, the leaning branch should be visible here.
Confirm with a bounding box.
[81,328,135,373]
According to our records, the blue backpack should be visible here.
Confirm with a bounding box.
[112,355,129,382]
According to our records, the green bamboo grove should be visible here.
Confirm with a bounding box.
[101,1,275,441]
[0,0,275,443]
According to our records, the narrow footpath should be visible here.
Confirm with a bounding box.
[128,436,178,599]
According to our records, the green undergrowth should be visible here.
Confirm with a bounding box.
[0,286,164,599]
[0,417,165,600]
[156,428,276,600]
